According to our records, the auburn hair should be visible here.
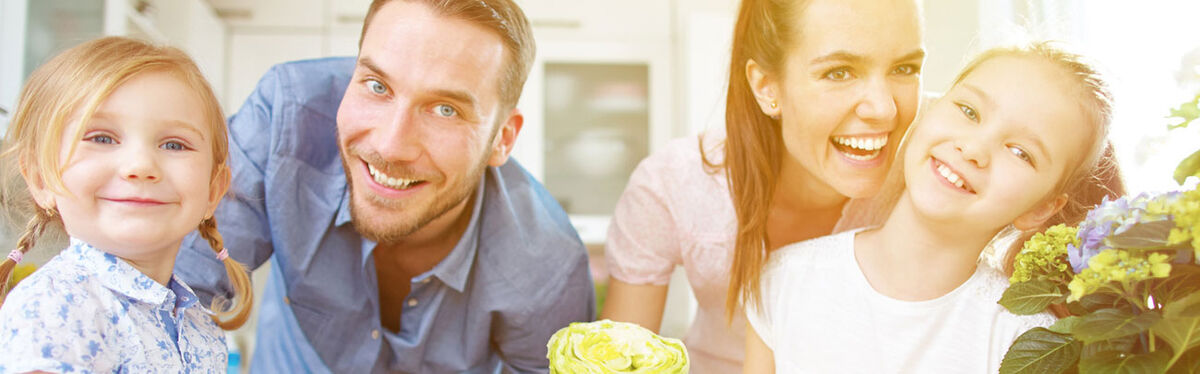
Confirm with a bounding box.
[710,0,807,321]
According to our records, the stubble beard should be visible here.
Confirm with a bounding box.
[345,156,488,245]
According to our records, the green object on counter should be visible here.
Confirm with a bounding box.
[547,319,688,373]
[9,264,36,288]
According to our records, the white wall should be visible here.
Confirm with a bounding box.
[0,0,27,124]
[212,0,368,112]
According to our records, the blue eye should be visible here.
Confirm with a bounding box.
[434,104,457,118]
[161,141,188,151]
[365,79,388,95]
[823,68,854,81]
[85,134,116,144]
[956,103,979,122]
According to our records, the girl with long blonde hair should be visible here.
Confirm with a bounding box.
[0,36,252,372]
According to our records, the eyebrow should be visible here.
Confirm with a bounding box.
[357,57,392,84]
[960,83,995,110]
[91,112,207,141]
[357,56,479,109]
[809,49,926,66]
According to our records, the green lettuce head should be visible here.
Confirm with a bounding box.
[547,319,689,373]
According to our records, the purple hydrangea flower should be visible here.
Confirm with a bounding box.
[1069,192,1180,273]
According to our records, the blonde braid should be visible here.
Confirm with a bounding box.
[0,207,55,304]
[197,217,253,330]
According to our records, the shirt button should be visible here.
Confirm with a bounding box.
[283,296,290,305]
[407,298,418,307]
[371,329,380,339]
[419,278,430,284]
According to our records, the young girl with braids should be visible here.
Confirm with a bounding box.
[0,36,253,372]
[744,42,1125,373]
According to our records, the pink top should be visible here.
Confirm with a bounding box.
[605,129,867,373]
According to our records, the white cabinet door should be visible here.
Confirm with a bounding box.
[225,33,325,111]
[518,0,671,43]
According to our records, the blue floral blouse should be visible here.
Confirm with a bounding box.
[0,239,227,373]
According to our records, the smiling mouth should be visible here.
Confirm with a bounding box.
[830,134,888,161]
[934,159,976,194]
[367,163,425,190]
[102,198,169,206]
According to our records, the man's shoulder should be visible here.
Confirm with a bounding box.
[257,57,356,110]
[484,160,583,248]
[477,160,589,279]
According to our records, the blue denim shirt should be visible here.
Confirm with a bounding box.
[175,57,595,373]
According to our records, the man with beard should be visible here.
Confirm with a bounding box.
[174,0,595,372]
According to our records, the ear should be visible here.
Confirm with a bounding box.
[745,58,782,119]
[205,165,232,219]
[1013,193,1068,231]
[487,108,524,167]
[19,160,57,211]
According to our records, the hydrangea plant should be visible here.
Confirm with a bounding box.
[998,188,1200,373]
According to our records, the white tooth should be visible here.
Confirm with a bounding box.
[855,138,865,150]
[873,138,883,150]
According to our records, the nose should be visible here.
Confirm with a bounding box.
[373,108,423,162]
[955,131,990,169]
[855,76,899,123]
[119,144,161,182]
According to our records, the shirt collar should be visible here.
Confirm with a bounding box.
[427,175,485,292]
[342,171,487,292]
[68,238,177,307]
[335,182,354,227]
[167,276,213,315]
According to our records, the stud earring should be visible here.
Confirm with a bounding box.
[770,101,777,109]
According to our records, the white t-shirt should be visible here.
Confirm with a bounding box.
[745,230,1055,373]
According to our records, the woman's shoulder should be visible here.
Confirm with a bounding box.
[626,128,731,209]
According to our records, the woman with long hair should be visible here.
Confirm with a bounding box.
[600,0,925,371]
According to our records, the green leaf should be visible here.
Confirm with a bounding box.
[1166,347,1200,374]
[1050,316,1081,334]
[1168,96,1200,130]
[1081,334,1137,360]
[1152,265,1200,304]
[1000,328,1081,374]
[1001,280,1066,315]
[1073,292,1128,315]
[1078,350,1170,374]
[1104,220,1177,250]
[1152,292,1200,357]
[1175,149,1200,185]
[1074,309,1162,343]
